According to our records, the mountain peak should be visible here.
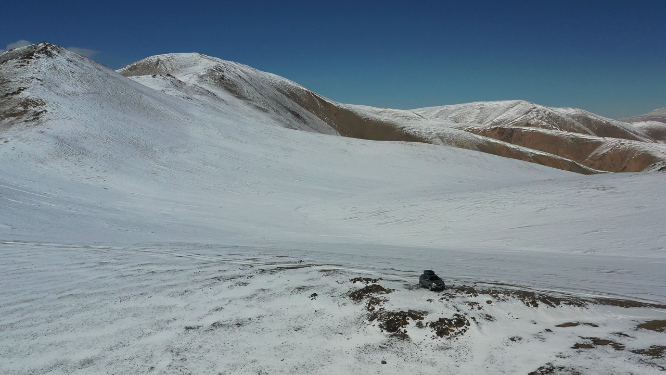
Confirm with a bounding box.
[0,41,70,65]
[117,52,260,79]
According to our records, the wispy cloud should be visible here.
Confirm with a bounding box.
[0,40,100,58]
[0,39,32,53]
[65,46,100,58]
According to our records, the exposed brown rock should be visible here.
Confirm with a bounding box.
[272,86,601,174]
[555,322,599,328]
[467,126,666,172]
[631,345,666,358]
[636,320,666,332]
[630,122,666,142]
[274,86,429,143]
[427,314,470,338]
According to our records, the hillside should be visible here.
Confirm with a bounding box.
[1,43,666,375]
[117,53,600,174]
[622,107,666,142]
[623,107,666,124]
[1,42,665,257]
[118,53,666,173]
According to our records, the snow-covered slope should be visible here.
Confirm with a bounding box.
[118,53,338,135]
[116,54,603,174]
[116,54,666,173]
[623,106,666,124]
[411,101,666,172]
[622,107,666,142]
[414,100,650,140]
[0,43,582,247]
[2,43,666,374]
[630,121,666,143]
[2,41,665,299]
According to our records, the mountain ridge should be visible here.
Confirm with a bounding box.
[115,51,666,173]
[115,52,600,173]
[620,107,666,142]
[2,42,665,173]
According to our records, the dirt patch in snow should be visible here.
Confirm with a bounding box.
[594,297,666,309]
[446,282,665,311]
[572,337,624,351]
[348,284,393,302]
[631,345,666,359]
[349,277,382,285]
[448,284,587,308]
[555,322,599,328]
[209,317,256,330]
[635,320,666,332]
[346,278,666,347]
[0,97,47,125]
[369,309,428,340]
[611,331,633,338]
[347,280,432,340]
[1,87,27,98]
[348,279,479,340]
[427,314,471,339]
[528,363,582,375]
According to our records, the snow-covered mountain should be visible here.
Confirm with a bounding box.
[118,52,339,135]
[2,43,666,374]
[621,107,666,142]
[115,53,593,173]
[116,51,666,173]
[4,43,666,175]
[623,106,666,124]
[414,101,666,171]
[415,100,650,139]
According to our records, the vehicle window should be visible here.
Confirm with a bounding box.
[429,276,440,281]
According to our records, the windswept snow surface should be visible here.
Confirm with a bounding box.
[1,44,666,374]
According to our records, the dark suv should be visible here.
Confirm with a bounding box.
[419,270,445,291]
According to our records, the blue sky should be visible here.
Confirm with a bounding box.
[2,0,665,118]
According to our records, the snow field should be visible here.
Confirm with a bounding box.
[2,44,666,374]
[1,243,664,374]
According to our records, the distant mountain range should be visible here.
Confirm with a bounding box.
[3,42,666,173]
[620,108,666,144]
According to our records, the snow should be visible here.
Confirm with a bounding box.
[412,100,651,141]
[117,53,337,135]
[1,43,665,374]
[2,243,665,374]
